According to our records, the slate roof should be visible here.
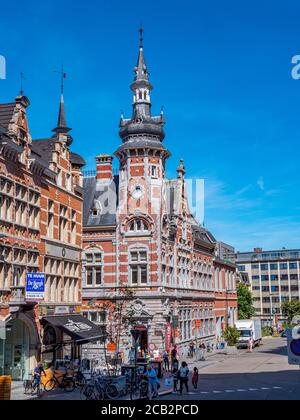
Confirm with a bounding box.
[83,175,119,227]
[0,103,15,131]
[31,138,86,167]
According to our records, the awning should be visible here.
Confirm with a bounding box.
[42,315,103,344]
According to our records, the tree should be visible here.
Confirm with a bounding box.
[282,300,300,324]
[223,326,240,346]
[237,282,255,319]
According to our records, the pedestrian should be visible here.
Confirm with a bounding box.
[192,367,199,390]
[129,346,135,364]
[171,345,178,368]
[144,364,159,399]
[179,361,189,395]
[163,350,170,372]
[188,342,194,358]
[33,362,47,391]
[172,367,179,393]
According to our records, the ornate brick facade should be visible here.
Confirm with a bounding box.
[0,93,85,379]
[82,33,238,359]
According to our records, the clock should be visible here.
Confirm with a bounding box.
[131,185,143,200]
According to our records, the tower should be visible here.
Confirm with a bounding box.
[115,28,170,220]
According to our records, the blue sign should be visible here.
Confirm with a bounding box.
[287,328,300,365]
[26,273,46,301]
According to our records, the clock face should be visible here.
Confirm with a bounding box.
[131,185,143,200]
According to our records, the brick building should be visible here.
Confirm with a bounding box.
[82,32,238,360]
[0,91,87,380]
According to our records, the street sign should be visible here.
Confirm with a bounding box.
[26,273,45,301]
[287,328,300,365]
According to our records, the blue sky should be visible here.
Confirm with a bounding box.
[0,0,299,251]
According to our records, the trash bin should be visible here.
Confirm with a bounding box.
[0,376,12,400]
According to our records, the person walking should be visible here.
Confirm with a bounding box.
[144,364,159,399]
[247,336,254,353]
[179,361,189,395]
[171,345,178,368]
[192,367,199,390]
[163,350,170,372]
[172,367,179,393]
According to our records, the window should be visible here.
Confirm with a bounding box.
[128,219,149,233]
[238,265,246,272]
[83,249,103,287]
[260,264,268,271]
[47,200,54,238]
[271,275,278,281]
[252,264,259,269]
[252,275,259,280]
[59,205,68,242]
[279,263,288,270]
[261,275,269,281]
[290,263,298,269]
[270,264,278,270]
[130,250,148,285]
[151,166,158,178]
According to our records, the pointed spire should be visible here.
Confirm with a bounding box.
[52,66,72,146]
[177,159,186,179]
[132,26,151,85]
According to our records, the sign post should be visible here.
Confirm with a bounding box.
[287,327,300,366]
[26,273,45,301]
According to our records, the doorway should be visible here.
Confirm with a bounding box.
[4,319,30,380]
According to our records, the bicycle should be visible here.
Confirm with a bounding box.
[80,376,120,400]
[23,374,45,397]
[73,370,86,389]
[44,370,75,393]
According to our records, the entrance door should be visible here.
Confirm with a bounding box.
[4,319,30,381]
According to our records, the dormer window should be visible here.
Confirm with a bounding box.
[92,209,99,218]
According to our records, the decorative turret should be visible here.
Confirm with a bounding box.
[117,28,168,156]
[177,159,186,179]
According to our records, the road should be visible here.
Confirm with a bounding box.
[163,338,300,400]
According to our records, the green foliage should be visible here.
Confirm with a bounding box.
[282,300,300,323]
[237,282,256,319]
[223,326,240,346]
[262,326,273,337]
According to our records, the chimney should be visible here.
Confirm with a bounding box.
[96,155,113,182]
[254,248,263,253]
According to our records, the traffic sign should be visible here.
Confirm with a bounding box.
[287,328,300,365]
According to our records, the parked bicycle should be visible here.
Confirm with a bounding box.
[44,370,75,393]
[73,370,86,389]
[80,376,120,400]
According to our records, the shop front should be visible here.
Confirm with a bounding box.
[41,314,103,366]
[0,307,41,381]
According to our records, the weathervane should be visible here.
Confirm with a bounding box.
[20,72,25,96]
[139,24,144,48]
[54,64,67,95]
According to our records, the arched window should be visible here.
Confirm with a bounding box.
[128,219,149,233]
